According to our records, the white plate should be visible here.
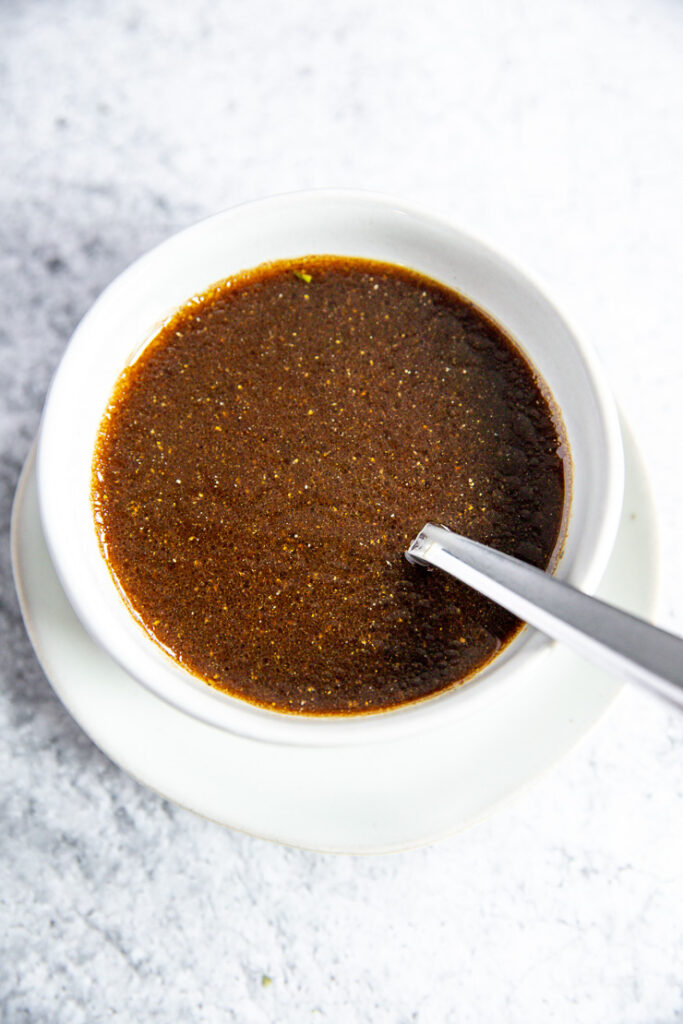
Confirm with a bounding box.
[11,423,657,853]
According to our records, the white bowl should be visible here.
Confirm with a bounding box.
[36,190,624,746]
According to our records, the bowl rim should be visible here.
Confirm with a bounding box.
[36,188,624,746]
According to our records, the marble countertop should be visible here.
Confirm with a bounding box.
[1,1,682,1021]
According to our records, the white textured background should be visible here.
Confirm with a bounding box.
[1,1,682,1022]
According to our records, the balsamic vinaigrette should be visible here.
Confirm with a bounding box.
[92,257,568,714]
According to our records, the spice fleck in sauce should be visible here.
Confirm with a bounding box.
[92,257,568,714]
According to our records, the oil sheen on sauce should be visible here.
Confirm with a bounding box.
[92,256,568,714]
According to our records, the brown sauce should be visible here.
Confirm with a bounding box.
[92,256,568,714]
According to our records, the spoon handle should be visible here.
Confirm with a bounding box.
[406,523,683,708]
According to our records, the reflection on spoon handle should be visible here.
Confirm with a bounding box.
[406,523,683,709]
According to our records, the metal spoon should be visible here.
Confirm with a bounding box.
[406,523,683,708]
